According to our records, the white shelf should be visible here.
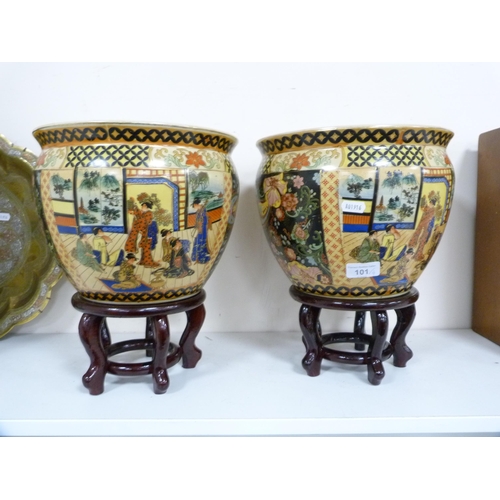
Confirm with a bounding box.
[1,327,499,436]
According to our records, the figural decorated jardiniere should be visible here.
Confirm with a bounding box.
[256,125,454,299]
[33,122,238,303]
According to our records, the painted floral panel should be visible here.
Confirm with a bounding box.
[259,170,332,287]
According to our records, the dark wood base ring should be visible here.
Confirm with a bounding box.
[289,287,418,385]
[71,291,206,395]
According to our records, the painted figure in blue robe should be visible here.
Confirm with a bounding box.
[148,219,158,250]
[164,238,195,278]
[191,198,211,264]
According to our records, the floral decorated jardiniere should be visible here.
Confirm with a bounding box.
[256,126,454,299]
[33,122,238,303]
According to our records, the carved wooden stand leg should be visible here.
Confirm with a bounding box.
[78,314,107,396]
[151,315,170,394]
[354,311,366,352]
[299,304,322,376]
[367,310,388,385]
[391,304,416,367]
[145,317,154,358]
[181,303,205,368]
[100,319,111,350]
[72,291,206,395]
[289,287,419,385]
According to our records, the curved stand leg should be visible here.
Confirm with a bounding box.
[299,304,322,377]
[367,310,388,385]
[391,304,416,367]
[354,311,366,351]
[100,319,111,350]
[145,317,154,358]
[78,313,107,395]
[180,304,205,368]
[151,315,170,394]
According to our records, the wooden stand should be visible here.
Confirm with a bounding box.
[71,291,206,395]
[289,287,419,385]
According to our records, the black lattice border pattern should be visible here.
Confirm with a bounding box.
[295,283,413,298]
[347,145,426,167]
[34,126,236,153]
[67,145,149,168]
[81,286,202,303]
[258,128,453,154]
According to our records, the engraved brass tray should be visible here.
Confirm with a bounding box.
[0,134,62,337]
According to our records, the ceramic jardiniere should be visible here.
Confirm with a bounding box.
[256,126,454,299]
[33,122,238,303]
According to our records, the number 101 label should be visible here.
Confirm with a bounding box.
[346,262,380,278]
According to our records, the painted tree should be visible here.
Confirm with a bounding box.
[51,174,72,199]
[88,198,100,212]
[382,170,417,191]
[102,205,121,225]
[79,171,100,192]
[189,171,209,191]
[397,203,415,221]
[101,174,120,190]
[346,174,373,199]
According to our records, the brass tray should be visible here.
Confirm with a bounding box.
[0,134,62,337]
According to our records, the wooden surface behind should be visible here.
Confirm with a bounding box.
[472,127,500,344]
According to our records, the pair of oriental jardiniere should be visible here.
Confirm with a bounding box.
[34,123,454,303]
[32,123,454,388]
